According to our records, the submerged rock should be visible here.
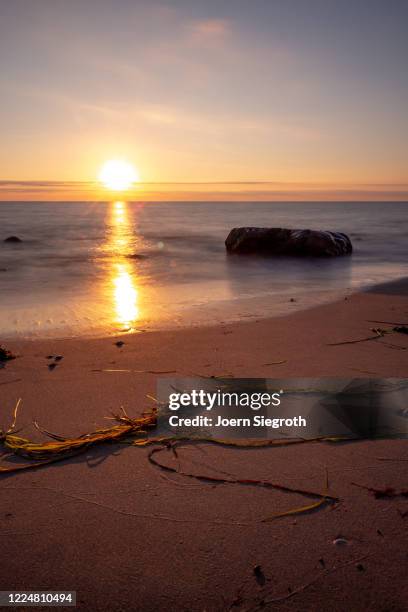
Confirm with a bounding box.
[225,227,352,257]
[4,235,22,243]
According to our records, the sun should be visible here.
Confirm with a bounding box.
[98,159,139,191]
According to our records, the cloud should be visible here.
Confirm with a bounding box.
[188,18,231,44]
[191,18,230,36]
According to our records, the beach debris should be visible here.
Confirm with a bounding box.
[376,456,408,462]
[91,368,177,374]
[253,553,372,606]
[318,558,325,568]
[253,565,266,586]
[54,355,63,361]
[0,402,339,521]
[356,563,365,572]
[92,368,131,372]
[368,319,408,326]
[0,346,16,362]
[115,340,125,347]
[264,496,329,520]
[4,235,22,243]
[262,360,287,366]
[225,227,352,257]
[328,325,408,348]
[48,363,58,371]
[148,443,337,521]
[328,328,388,346]
[143,370,176,374]
[333,536,349,546]
[290,298,296,302]
[352,482,408,499]
[0,399,21,442]
[0,405,157,470]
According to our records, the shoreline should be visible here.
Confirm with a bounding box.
[1,279,407,611]
[2,274,407,343]
[2,276,407,362]
[0,285,353,342]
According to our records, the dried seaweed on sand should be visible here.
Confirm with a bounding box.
[328,326,408,349]
[0,400,338,520]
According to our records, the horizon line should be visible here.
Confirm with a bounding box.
[1,180,408,187]
[1,179,407,202]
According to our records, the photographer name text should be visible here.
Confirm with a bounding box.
[168,415,306,428]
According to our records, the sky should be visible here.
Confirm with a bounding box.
[0,0,407,201]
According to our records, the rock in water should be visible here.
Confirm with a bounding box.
[225,227,352,257]
[4,235,22,243]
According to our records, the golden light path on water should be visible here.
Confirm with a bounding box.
[106,201,139,329]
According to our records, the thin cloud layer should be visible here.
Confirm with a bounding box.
[1,180,407,202]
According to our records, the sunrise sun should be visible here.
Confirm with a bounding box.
[98,160,139,191]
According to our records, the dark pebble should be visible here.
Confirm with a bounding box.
[253,565,266,586]
[4,236,22,243]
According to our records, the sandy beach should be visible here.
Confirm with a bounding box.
[1,1,407,609]
[0,280,407,611]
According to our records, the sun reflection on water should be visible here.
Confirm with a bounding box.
[105,201,140,329]
[113,262,139,326]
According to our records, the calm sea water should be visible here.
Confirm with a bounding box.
[0,201,406,338]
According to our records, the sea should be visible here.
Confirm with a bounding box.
[0,201,406,339]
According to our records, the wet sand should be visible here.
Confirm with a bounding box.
[1,279,408,611]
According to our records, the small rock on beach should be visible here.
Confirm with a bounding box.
[4,235,23,243]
